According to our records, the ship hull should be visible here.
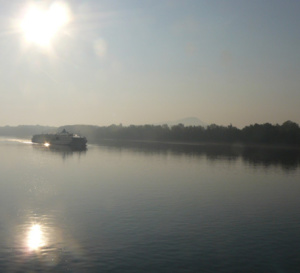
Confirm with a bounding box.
[32,133,87,148]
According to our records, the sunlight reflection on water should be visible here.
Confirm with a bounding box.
[10,212,87,272]
[7,214,76,271]
[27,224,45,251]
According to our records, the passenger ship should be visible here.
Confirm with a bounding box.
[32,129,87,148]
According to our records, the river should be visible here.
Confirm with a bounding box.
[0,138,300,272]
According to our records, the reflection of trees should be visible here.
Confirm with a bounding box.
[242,146,300,170]
[96,140,300,171]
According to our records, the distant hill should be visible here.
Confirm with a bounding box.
[157,117,206,127]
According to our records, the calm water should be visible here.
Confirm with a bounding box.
[0,138,300,272]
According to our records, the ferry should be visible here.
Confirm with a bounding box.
[32,129,87,148]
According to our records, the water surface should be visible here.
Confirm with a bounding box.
[0,139,300,272]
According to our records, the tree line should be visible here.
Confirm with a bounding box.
[62,120,300,147]
[0,121,299,147]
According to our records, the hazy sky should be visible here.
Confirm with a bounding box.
[0,0,299,127]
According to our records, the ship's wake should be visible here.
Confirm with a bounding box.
[0,137,32,144]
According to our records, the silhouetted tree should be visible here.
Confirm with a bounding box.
[1,121,299,147]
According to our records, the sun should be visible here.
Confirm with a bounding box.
[20,2,71,47]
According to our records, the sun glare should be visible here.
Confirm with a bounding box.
[27,224,45,250]
[20,2,71,47]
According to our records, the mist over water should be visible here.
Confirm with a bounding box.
[0,138,300,272]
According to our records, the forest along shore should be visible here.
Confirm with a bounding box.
[0,120,299,148]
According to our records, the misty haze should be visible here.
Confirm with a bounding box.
[0,1,300,272]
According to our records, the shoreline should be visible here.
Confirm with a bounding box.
[92,139,300,151]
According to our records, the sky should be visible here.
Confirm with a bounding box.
[0,0,299,128]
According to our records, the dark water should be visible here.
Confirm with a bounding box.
[0,138,300,272]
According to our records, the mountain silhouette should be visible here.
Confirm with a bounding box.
[157,117,206,127]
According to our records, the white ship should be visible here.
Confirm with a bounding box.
[32,129,87,148]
